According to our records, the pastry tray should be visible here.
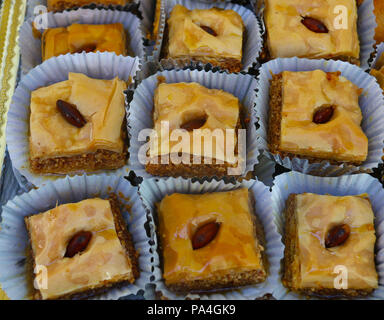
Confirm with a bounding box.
[0,0,383,301]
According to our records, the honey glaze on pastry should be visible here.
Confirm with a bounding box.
[24,198,137,300]
[42,23,127,61]
[264,0,360,63]
[149,82,240,163]
[166,5,244,72]
[283,193,378,294]
[269,70,368,164]
[374,0,384,44]
[157,188,267,292]
[29,72,127,174]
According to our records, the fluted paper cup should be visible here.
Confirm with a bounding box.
[127,68,261,180]
[139,176,283,300]
[271,171,384,300]
[20,8,145,73]
[7,52,141,189]
[0,174,152,300]
[372,42,384,71]
[255,57,384,176]
[150,0,262,73]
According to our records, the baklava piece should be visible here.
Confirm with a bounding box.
[268,70,368,165]
[151,0,162,40]
[42,23,127,61]
[29,72,127,175]
[146,81,244,178]
[263,0,360,64]
[47,0,131,11]
[164,4,244,72]
[24,196,139,300]
[157,188,268,293]
[283,193,378,297]
[374,0,384,44]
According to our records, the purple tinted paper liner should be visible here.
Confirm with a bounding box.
[372,43,384,71]
[358,0,378,70]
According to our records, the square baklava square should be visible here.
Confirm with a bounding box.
[29,72,127,175]
[145,81,244,178]
[263,0,360,64]
[156,188,268,293]
[268,70,368,165]
[47,0,131,11]
[164,4,244,72]
[42,23,127,61]
[282,193,378,296]
[24,195,139,300]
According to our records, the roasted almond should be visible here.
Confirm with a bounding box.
[313,105,334,124]
[192,221,220,250]
[57,99,87,128]
[180,117,207,131]
[200,25,217,37]
[325,224,350,248]
[301,17,328,33]
[65,231,92,258]
[74,43,97,53]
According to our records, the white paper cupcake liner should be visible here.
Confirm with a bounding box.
[7,52,141,189]
[20,8,145,74]
[0,152,23,207]
[271,171,384,300]
[0,174,152,300]
[138,176,283,300]
[150,0,262,73]
[253,153,275,188]
[371,42,384,71]
[358,0,378,70]
[256,0,376,69]
[255,57,384,176]
[127,68,261,180]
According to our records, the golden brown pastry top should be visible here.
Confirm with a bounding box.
[47,0,130,11]
[149,82,240,164]
[157,188,265,285]
[42,23,127,61]
[25,198,134,300]
[265,0,360,60]
[279,70,368,163]
[167,4,244,60]
[294,193,378,290]
[29,72,127,160]
[374,0,384,43]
